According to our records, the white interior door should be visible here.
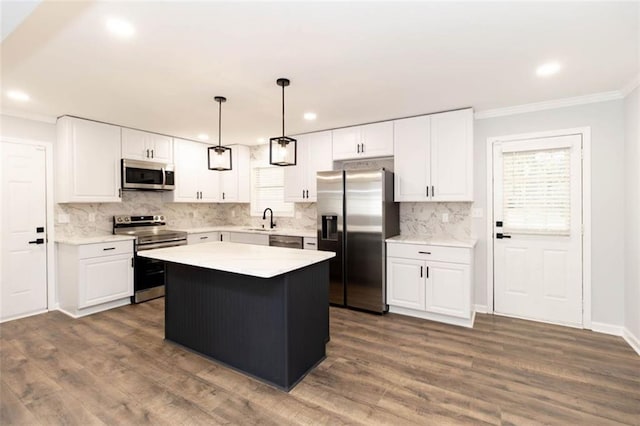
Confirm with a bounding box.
[1,142,48,321]
[493,135,583,327]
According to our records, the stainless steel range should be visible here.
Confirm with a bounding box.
[113,215,187,303]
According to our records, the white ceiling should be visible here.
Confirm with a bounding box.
[1,1,638,145]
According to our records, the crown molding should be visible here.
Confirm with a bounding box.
[475,90,624,120]
[621,73,640,97]
[0,108,57,124]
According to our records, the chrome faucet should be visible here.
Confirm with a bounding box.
[262,208,276,229]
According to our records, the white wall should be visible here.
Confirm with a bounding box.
[0,114,56,143]
[473,100,626,326]
[624,86,640,341]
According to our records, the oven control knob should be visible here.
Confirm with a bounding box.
[116,217,122,223]
[125,217,131,223]
[159,215,164,221]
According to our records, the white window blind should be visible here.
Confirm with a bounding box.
[250,166,294,217]
[502,147,571,235]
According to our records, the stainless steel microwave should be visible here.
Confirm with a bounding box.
[121,159,175,191]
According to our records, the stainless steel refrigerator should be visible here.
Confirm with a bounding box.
[316,169,399,313]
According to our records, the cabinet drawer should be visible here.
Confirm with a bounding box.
[229,232,269,246]
[303,237,318,250]
[387,242,471,264]
[78,240,133,259]
[188,232,220,244]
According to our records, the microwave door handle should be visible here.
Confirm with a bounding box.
[161,167,166,188]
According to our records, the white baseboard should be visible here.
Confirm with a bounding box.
[474,304,489,314]
[623,328,640,356]
[591,321,624,336]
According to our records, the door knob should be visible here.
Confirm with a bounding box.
[496,233,511,239]
[28,238,45,245]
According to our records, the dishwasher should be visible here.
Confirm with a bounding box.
[269,234,303,249]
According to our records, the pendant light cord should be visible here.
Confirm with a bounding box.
[218,99,222,148]
[281,84,285,137]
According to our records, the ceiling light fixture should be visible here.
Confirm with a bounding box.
[207,96,232,171]
[536,62,561,77]
[303,112,317,121]
[269,78,296,166]
[106,17,135,38]
[198,133,209,141]
[7,90,30,102]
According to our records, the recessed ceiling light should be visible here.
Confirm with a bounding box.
[257,137,266,143]
[197,134,209,141]
[303,112,317,121]
[536,62,561,77]
[106,17,135,38]
[7,90,30,102]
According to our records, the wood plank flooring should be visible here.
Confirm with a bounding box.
[1,299,639,425]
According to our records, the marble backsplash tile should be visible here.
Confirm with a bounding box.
[399,202,472,240]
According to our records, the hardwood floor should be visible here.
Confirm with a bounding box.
[1,300,639,425]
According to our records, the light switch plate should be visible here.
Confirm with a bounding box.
[88,213,96,222]
[58,213,70,224]
[442,213,449,223]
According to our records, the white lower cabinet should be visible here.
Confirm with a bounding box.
[387,242,474,327]
[57,240,134,318]
[187,231,221,244]
[303,237,318,250]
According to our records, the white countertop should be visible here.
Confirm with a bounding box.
[55,235,135,245]
[137,241,334,278]
[174,226,317,238]
[386,235,477,248]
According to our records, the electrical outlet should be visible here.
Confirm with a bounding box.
[232,210,236,217]
[58,213,70,224]
[472,208,483,218]
[88,213,96,222]
[442,213,449,223]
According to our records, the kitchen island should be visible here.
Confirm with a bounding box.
[137,242,335,391]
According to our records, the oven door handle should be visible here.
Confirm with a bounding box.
[136,240,187,251]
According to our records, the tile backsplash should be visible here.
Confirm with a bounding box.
[55,146,471,240]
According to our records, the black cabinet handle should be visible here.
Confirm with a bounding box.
[103,247,116,251]
[418,251,431,255]
[426,266,429,279]
[426,186,429,197]
[28,238,44,245]
[200,236,208,240]
[431,185,435,197]
[146,149,150,158]
[361,143,365,153]
[306,242,316,246]
[151,149,154,158]
[356,144,360,153]
[118,188,122,198]
[420,266,423,278]
[222,192,225,200]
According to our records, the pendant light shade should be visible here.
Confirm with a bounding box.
[269,78,296,166]
[208,96,232,171]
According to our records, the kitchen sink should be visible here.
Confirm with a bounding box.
[243,227,277,232]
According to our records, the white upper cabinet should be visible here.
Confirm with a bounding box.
[430,109,473,201]
[332,121,393,161]
[56,116,122,203]
[219,145,250,203]
[284,131,332,202]
[393,108,473,202]
[167,139,249,203]
[121,128,173,163]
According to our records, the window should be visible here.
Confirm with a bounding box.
[502,147,571,235]
[250,166,294,217]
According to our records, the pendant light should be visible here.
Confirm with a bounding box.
[207,96,232,171]
[269,78,296,166]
